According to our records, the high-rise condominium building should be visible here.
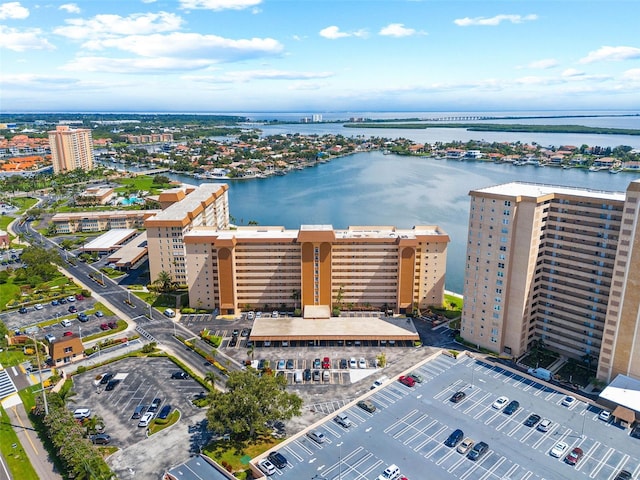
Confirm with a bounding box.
[462,180,640,382]
[144,184,230,285]
[184,224,448,315]
[48,125,94,173]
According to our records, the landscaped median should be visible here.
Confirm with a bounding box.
[0,405,39,480]
[148,409,180,435]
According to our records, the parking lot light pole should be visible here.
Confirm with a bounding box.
[30,336,49,416]
[148,304,152,319]
[337,441,343,479]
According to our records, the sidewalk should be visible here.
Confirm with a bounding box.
[1,396,62,480]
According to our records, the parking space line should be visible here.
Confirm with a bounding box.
[531,427,555,449]
[589,447,615,478]
[446,453,468,473]
[355,458,383,480]
[374,391,396,404]
[461,392,491,413]
[433,379,465,400]
[435,446,458,466]
[607,453,630,480]
[283,445,305,462]
[458,451,493,480]
[518,425,538,444]
[383,409,419,433]
[483,408,505,425]
[503,373,517,383]
[502,463,519,479]
[479,456,506,480]
[472,400,494,419]
[322,424,342,439]
[418,425,447,455]
[576,441,601,472]
[402,418,437,444]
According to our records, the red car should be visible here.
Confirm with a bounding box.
[108,322,118,329]
[322,357,331,369]
[565,447,583,466]
[399,375,416,387]
[100,323,110,331]
[63,331,73,337]
[75,294,85,301]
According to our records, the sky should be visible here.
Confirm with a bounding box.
[1,0,639,113]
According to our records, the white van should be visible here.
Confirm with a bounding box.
[163,308,175,318]
[294,371,303,383]
[138,412,154,427]
[73,408,91,420]
[377,464,401,480]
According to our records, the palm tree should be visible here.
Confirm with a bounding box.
[154,270,174,293]
[291,289,301,310]
[204,371,217,389]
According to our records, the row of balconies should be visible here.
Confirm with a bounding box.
[535,285,608,307]
[534,305,605,330]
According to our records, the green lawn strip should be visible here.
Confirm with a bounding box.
[91,302,114,316]
[12,197,38,212]
[0,277,22,310]
[0,214,15,232]
[148,410,180,435]
[0,404,40,480]
[0,348,32,367]
[203,435,282,474]
[132,291,181,309]
[81,320,128,343]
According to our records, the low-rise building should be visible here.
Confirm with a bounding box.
[49,336,85,367]
[52,210,159,233]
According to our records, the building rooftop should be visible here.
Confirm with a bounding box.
[82,229,137,251]
[149,183,227,222]
[473,181,626,201]
[599,374,640,414]
[52,210,159,221]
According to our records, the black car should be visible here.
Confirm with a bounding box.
[91,433,111,445]
[99,373,114,385]
[171,371,189,379]
[630,426,640,439]
[267,451,288,469]
[503,400,520,415]
[524,414,541,427]
[468,441,489,461]
[340,358,348,369]
[444,429,464,447]
[303,368,312,381]
[68,305,77,313]
[229,337,238,347]
[258,359,266,370]
[240,328,250,337]
[19,307,27,314]
[157,405,172,420]
[450,391,466,403]
[59,297,67,304]
[286,359,295,369]
[232,329,239,337]
[148,398,162,413]
[105,379,120,391]
[614,470,632,480]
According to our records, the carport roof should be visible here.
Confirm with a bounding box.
[250,315,419,341]
[599,374,640,415]
[165,454,235,480]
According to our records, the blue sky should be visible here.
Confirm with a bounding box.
[1,0,639,113]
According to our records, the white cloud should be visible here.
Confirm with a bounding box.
[0,25,55,51]
[83,32,282,60]
[579,46,640,64]
[62,56,215,73]
[179,0,261,10]
[525,58,558,69]
[319,25,367,39]
[59,3,80,14]
[622,68,640,81]
[54,12,183,40]
[186,69,334,83]
[561,68,584,78]
[454,14,538,27]
[0,1,29,20]
[141,0,157,3]
[379,23,425,37]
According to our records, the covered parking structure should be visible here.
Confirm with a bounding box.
[79,228,137,254]
[598,374,640,428]
[249,305,420,346]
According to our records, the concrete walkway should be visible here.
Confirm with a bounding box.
[1,396,63,480]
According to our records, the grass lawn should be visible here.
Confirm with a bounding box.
[0,405,40,480]
[203,434,283,474]
[114,176,172,194]
[0,277,22,310]
[149,410,180,435]
[12,197,38,212]
[0,214,15,232]
[134,291,181,309]
[0,348,32,367]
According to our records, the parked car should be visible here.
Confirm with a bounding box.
[457,438,474,454]
[171,371,189,379]
[108,321,117,329]
[60,319,72,327]
[157,405,172,420]
[59,298,67,304]
[357,400,376,413]
[66,296,76,302]
[44,334,56,343]
[138,412,154,427]
[450,391,466,403]
[148,398,162,413]
[77,313,88,322]
[99,373,113,385]
[306,430,326,444]
[349,358,357,368]
[131,405,147,419]
[286,359,295,369]
[18,307,27,314]
[408,372,424,383]
[229,337,237,347]
[340,358,348,369]
[258,459,276,476]
[75,294,84,301]
[267,451,287,469]
[599,410,611,421]
[95,310,104,317]
[614,470,633,480]
[91,433,111,445]
[322,370,330,382]
[73,408,91,419]
[240,328,250,337]
[312,370,320,381]
[444,429,464,447]
[503,400,520,415]
[561,395,576,407]
[537,418,553,432]
[334,413,353,428]
[358,357,367,368]
[34,303,43,310]
[277,359,286,370]
[565,447,584,465]
[100,323,110,331]
[524,414,541,427]
[63,331,73,337]
[68,305,77,313]
[492,396,509,409]
[630,426,640,439]
[303,368,312,381]
[51,299,59,306]
[313,358,321,369]
[398,375,416,387]
[550,441,568,458]
[322,357,331,369]
[467,441,489,461]
[105,379,120,391]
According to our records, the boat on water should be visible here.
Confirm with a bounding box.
[589,165,609,172]
[609,168,622,174]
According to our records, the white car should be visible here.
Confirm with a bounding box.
[34,303,43,310]
[599,410,611,421]
[66,295,76,302]
[138,412,154,427]
[358,357,367,369]
[258,459,276,476]
[550,441,568,458]
[561,395,576,407]
[349,358,357,369]
[60,319,72,327]
[492,396,509,409]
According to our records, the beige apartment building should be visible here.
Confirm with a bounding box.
[462,180,640,382]
[52,210,159,233]
[48,125,94,173]
[184,224,449,315]
[144,184,230,285]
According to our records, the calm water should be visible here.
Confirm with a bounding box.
[168,153,639,294]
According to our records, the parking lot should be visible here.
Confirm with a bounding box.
[1,296,123,341]
[264,354,640,480]
[70,356,206,451]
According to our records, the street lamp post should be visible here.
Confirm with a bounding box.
[337,441,343,479]
[148,304,152,319]
[30,336,49,416]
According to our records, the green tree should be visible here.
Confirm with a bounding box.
[154,270,175,293]
[207,369,302,440]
